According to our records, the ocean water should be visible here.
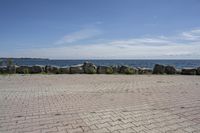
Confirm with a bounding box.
[11,59,200,69]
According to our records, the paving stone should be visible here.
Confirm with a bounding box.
[0,75,200,133]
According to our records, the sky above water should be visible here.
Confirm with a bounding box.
[0,0,200,59]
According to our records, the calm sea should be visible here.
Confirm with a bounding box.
[11,59,200,69]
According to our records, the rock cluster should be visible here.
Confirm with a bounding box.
[120,65,137,74]
[153,64,176,74]
[181,68,197,75]
[16,66,31,74]
[45,66,59,74]
[153,64,165,74]
[137,67,152,74]
[59,67,70,74]
[0,62,199,75]
[70,64,84,74]
[152,64,200,75]
[97,66,113,74]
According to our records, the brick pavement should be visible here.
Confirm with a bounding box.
[0,75,200,133]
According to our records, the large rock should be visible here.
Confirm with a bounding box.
[83,62,97,74]
[165,65,176,74]
[176,69,182,75]
[137,67,152,74]
[5,65,18,74]
[97,66,113,74]
[70,64,84,74]
[0,65,18,74]
[197,67,200,75]
[59,67,70,74]
[111,65,121,73]
[0,66,8,74]
[181,68,197,75]
[153,64,165,74]
[120,65,137,74]
[16,66,31,74]
[30,65,44,74]
[45,65,59,74]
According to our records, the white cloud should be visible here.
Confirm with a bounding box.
[2,28,200,59]
[109,37,172,46]
[12,41,200,59]
[55,28,102,44]
[180,28,200,41]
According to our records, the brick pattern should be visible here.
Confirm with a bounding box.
[0,75,200,133]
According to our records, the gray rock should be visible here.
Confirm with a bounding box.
[120,65,137,74]
[7,65,18,74]
[181,68,197,75]
[59,67,70,74]
[16,66,31,74]
[97,66,113,74]
[197,67,200,75]
[83,62,97,74]
[176,69,182,74]
[137,67,152,74]
[70,64,84,74]
[45,65,59,74]
[153,64,165,74]
[0,66,8,74]
[30,65,44,74]
[111,65,121,73]
[165,65,176,74]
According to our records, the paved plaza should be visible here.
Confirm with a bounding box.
[0,75,200,133]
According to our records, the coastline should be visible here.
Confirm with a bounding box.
[0,61,200,75]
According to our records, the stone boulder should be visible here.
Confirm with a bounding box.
[137,67,152,74]
[45,65,59,74]
[120,65,137,74]
[30,65,44,74]
[83,62,97,74]
[176,69,182,75]
[153,64,165,74]
[197,67,200,75]
[165,65,176,74]
[111,65,121,73]
[59,67,70,74]
[6,65,18,74]
[16,66,31,74]
[181,68,197,75]
[97,66,113,74]
[70,64,84,74]
[0,66,8,74]
[0,65,18,74]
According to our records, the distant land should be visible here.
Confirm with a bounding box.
[0,57,49,60]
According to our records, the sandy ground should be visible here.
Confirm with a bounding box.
[0,74,200,133]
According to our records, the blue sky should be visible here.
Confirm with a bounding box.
[0,0,200,59]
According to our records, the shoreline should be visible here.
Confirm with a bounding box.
[0,61,200,75]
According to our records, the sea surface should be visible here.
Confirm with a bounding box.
[9,59,200,69]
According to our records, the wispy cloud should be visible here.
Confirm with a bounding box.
[3,28,200,59]
[109,37,172,46]
[55,28,102,44]
[95,21,103,25]
[180,28,200,41]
